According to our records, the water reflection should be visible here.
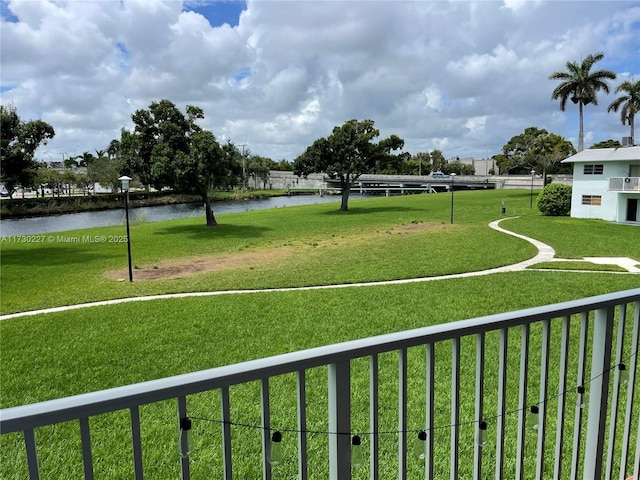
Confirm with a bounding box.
[0,194,364,236]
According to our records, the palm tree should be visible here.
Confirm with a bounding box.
[607,79,640,146]
[548,52,616,151]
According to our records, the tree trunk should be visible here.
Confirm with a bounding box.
[630,115,635,146]
[578,101,584,152]
[340,186,350,211]
[203,195,218,227]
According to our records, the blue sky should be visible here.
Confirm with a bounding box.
[1,0,638,163]
[183,0,246,27]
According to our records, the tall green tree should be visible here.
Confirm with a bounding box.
[76,151,96,168]
[247,155,273,189]
[607,79,640,146]
[87,156,123,193]
[0,105,55,198]
[590,139,622,149]
[155,129,238,227]
[430,149,446,172]
[126,99,241,226]
[293,119,404,211]
[548,52,616,152]
[532,132,575,184]
[499,127,575,178]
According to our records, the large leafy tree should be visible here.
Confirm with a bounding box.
[247,155,274,189]
[293,119,404,211]
[87,155,123,193]
[0,105,55,198]
[499,127,575,180]
[607,79,640,146]
[125,99,241,227]
[548,52,616,152]
[590,139,622,149]
[154,129,238,227]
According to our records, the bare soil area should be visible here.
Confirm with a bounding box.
[106,250,288,281]
[106,222,443,281]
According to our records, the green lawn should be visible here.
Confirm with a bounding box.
[1,190,639,479]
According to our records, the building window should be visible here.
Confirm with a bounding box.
[583,164,604,175]
[582,195,602,206]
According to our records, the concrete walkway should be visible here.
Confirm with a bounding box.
[1,218,637,321]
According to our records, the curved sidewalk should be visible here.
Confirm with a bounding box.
[1,218,635,321]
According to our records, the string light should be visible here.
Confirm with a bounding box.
[576,386,586,408]
[178,417,193,458]
[527,405,540,430]
[618,363,629,385]
[476,421,488,447]
[181,351,635,459]
[412,430,427,459]
[351,435,364,469]
[269,431,283,465]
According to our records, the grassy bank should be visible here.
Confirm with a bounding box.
[1,190,638,478]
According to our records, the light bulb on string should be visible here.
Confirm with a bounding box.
[476,421,488,447]
[412,430,427,460]
[618,363,629,385]
[576,386,587,408]
[351,435,365,469]
[269,431,283,465]
[178,417,194,458]
[527,405,540,430]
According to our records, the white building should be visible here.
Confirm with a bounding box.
[561,146,640,223]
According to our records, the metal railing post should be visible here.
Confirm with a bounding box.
[583,307,614,480]
[328,361,351,480]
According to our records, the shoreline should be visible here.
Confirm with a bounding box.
[0,190,286,219]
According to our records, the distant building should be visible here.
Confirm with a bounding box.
[446,157,497,175]
[561,146,640,223]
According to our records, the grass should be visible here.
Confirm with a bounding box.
[1,190,639,478]
[529,261,628,272]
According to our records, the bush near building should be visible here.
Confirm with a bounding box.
[536,183,572,216]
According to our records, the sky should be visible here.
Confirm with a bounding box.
[1,0,639,164]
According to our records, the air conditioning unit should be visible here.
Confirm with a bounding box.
[621,136,633,146]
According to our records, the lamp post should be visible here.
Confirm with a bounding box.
[530,169,535,209]
[118,176,133,282]
[450,173,457,224]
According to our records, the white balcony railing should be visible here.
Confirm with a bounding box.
[610,177,640,192]
[1,288,639,479]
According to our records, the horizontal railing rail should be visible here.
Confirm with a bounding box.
[609,177,640,191]
[2,288,639,479]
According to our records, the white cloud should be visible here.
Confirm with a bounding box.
[1,0,638,163]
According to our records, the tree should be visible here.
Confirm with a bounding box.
[87,155,123,192]
[413,152,431,175]
[156,130,238,226]
[247,155,273,189]
[293,119,404,211]
[0,105,55,198]
[127,99,241,226]
[63,157,79,169]
[430,150,446,172]
[549,52,616,152]
[590,139,622,149]
[607,79,640,146]
[76,151,96,167]
[499,127,575,178]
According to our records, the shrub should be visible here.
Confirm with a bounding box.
[536,183,572,216]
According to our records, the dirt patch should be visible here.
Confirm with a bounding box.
[391,222,443,233]
[106,250,289,281]
[106,223,442,281]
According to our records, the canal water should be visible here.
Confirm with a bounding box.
[0,194,363,237]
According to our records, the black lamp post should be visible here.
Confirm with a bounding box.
[118,176,133,282]
[450,173,457,224]
[530,169,535,209]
